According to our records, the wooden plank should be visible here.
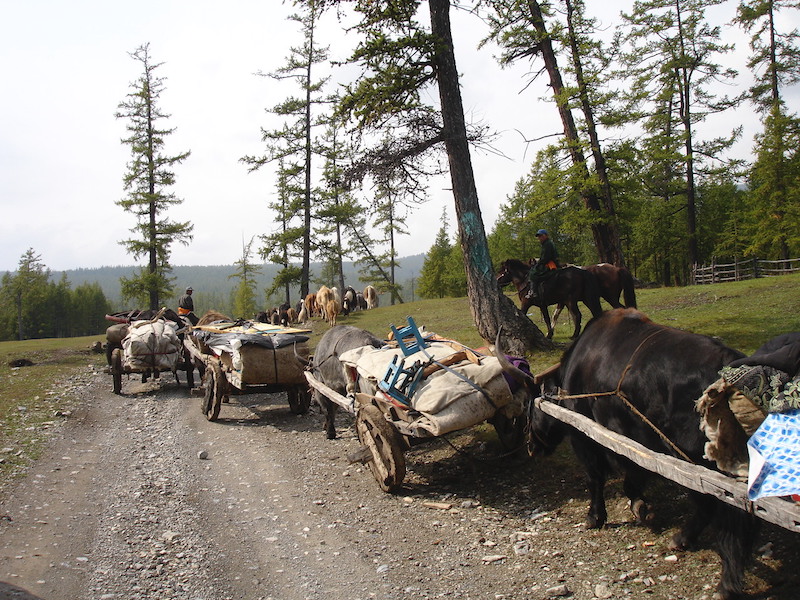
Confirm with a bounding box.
[193,322,311,335]
[304,371,356,414]
[536,397,800,534]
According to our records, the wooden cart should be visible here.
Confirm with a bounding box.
[184,321,313,422]
[304,340,524,493]
[106,310,196,395]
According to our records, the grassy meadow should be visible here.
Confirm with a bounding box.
[1,273,798,487]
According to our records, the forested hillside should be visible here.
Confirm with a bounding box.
[56,255,426,314]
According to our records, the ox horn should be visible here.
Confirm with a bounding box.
[494,328,560,389]
[494,327,535,389]
[293,342,311,368]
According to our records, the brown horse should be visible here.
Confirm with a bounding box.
[553,263,637,328]
[585,263,637,308]
[496,258,603,339]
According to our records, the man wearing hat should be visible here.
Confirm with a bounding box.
[178,286,198,325]
[526,229,559,300]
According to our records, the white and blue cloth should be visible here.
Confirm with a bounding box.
[747,409,800,500]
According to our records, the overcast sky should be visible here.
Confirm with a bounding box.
[0,1,766,273]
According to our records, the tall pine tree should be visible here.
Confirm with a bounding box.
[116,43,192,310]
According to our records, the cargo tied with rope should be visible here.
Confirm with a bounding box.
[304,316,529,492]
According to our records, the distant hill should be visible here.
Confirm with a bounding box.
[53,255,427,311]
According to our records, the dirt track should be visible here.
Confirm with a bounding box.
[0,367,798,600]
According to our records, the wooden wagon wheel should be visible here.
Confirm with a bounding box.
[202,362,226,421]
[287,385,312,415]
[355,404,406,493]
[111,348,123,395]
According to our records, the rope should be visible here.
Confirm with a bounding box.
[416,345,498,409]
[553,329,695,464]
[439,430,527,462]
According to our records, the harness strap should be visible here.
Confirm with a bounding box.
[555,329,694,464]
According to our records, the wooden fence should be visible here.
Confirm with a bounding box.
[692,257,800,285]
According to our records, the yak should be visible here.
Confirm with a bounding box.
[498,308,757,600]
[306,325,383,439]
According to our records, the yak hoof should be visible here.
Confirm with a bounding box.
[668,532,690,552]
[630,498,655,525]
[585,513,606,529]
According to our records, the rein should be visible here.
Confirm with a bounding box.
[554,329,694,464]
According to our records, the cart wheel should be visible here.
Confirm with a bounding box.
[287,386,312,415]
[203,363,225,421]
[355,404,406,493]
[111,348,123,395]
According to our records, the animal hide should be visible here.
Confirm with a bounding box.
[696,378,766,479]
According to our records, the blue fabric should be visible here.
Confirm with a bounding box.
[747,409,800,500]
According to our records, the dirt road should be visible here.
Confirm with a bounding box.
[1,367,797,600]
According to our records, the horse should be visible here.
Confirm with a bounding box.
[552,263,637,328]
[496,258,603,339]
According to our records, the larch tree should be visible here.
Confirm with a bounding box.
[371,177,408,305]
[735,0,800,261]
[326,0,550,353]
[229,237,262,319]
[116,43,192,310]
[1,248,50,340]
[242,0,331,299]
[418,208,453,299]
[485,0,626,266]
[618,0,741,274]
[315,120,363,293]
[262,159,306,305]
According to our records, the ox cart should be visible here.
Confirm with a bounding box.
[533,394,800,535]
[304,317,526,493]
[183,320,313,422]
[105,309,197,395]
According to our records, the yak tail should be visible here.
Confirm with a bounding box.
[620,268,638,308]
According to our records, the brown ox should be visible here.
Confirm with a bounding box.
[363,285,378,309]
[324,298,341,326]
[305,293,319,317]
[316,286,335,322]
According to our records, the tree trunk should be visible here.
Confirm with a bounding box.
[429,0,549,354]
[526,0,624,266]
[564,0,625,267]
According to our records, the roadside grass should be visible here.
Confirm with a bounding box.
[312,272,800,369]
[0,335,106,483]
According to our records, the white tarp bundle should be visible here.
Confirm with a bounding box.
[122,320,182,372]
[339,341,522,437]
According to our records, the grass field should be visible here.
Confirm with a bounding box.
[1,273,798,486]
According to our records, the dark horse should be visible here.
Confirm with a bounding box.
[496,258,603,339]
[585,263,637,308]
[553,262,637,327]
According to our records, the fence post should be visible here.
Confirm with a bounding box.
[753,257,760,279]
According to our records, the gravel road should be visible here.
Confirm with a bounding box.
[0,365,797,600]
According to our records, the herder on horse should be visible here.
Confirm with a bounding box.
[526,229,560,301]
[178,286,199,326]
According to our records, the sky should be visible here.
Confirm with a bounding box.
[0,1,768,273]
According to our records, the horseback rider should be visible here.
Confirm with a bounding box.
[178,286,199,326]
[526,229,560,300]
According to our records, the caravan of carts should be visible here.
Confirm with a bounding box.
[105,311,800,536]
